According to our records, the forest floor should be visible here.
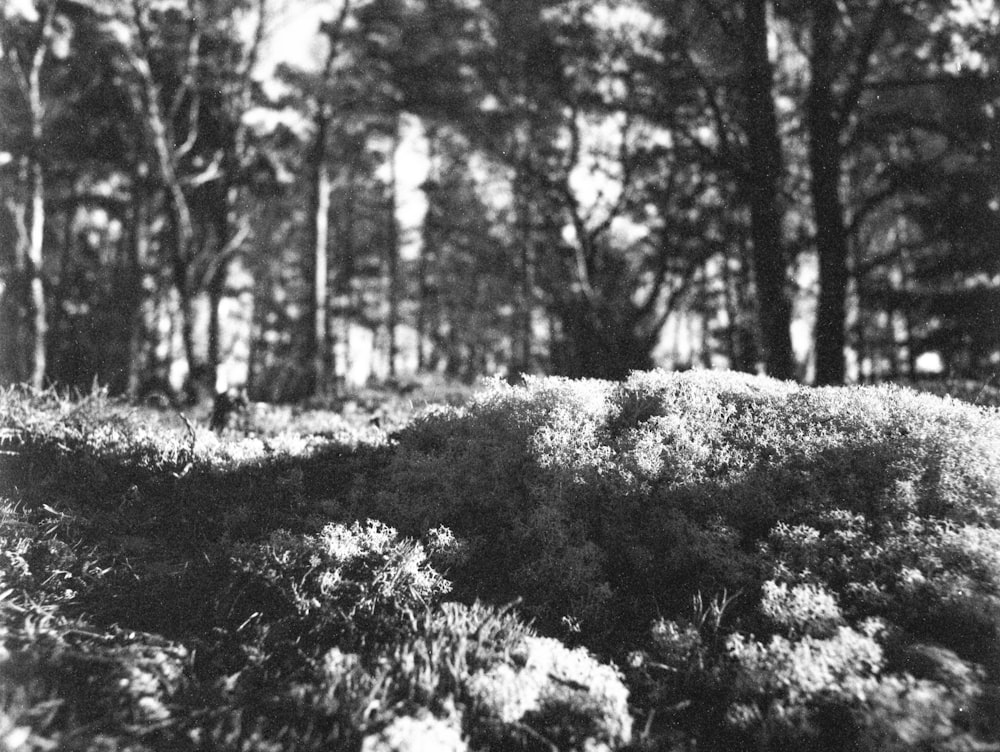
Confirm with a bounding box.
[1,371,999,752]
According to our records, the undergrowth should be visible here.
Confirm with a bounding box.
[1,371,999,751]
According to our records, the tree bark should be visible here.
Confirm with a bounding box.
[808,0,850,385]
[386,120,402,380]
[13,1,59,390]
[305,118,333,395]
[127,165,151,399]
[515,174,535,375]
[741,0,796,380]
[27,152,47,390]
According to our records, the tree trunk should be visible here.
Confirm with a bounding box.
[417,127,439,374]
[515,175,535,375]
[741,0,796,381]
[808,0,849,385]
[386,121,402,380]
[304,113,332,395]
[314,159,332,393]
[208,266,224,388]
[177,277,198,401]
[22,4,57,390]
[27,156,47,390]
[208,0,266,394]
[551,298,653,380]
[416,227,428,373]
[2,162,31,382]
[127,166,151,399]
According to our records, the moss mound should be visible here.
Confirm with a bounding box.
[338,369,1000,749]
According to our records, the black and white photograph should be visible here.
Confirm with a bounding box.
[1,0,999,749]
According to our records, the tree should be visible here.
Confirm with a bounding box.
[418,125,519,378]
[363,0,736,379]
[793,0,998,383]
[850,64,1000,379]
[797,0,896,384]
[740,0,797,380]
[101,0,269,398]
[297,2,354,396]
[0,1,60,388]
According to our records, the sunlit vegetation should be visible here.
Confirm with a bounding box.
[2,370,998,750]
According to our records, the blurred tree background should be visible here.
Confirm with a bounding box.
[1,0,998,401]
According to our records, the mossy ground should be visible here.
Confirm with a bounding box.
[1,372,998,751]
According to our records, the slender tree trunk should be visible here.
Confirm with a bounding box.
[416,248,428,373]
[808,0,850,385]
[512,173,535,375]
[741,0,796,381]
[2,162,30,382]
[19,4,57,390]
[314,156,332,392]
[177,281,197,398]
[386,121,402,380]
[209,0,266,394]
[903,265,917,378]
[127,166,151,399]
[301,4,355,395]
[304,113,333,395]
[27,156,46,389]
[416,127,438,374]
[207,263,224,388]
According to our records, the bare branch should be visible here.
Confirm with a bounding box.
[679,43,747,179]
[7,48,31,101]
[584,108,635,243]
[837,0,892,131]
[123,0,195,263]
[861,71,993,91]
[173,1,206,160]
[200,218,251,290]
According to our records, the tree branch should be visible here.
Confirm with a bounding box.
[679,43,747,180]
[169,0,204,161]
[836,0,892,131]
[200,218,251,290]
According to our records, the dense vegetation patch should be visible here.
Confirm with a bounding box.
[341,371,1000,749]
[1,372,999,750]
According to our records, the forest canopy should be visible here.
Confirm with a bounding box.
[1,0,998,399]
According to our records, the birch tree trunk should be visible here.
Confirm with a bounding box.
[9,1,59,389]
